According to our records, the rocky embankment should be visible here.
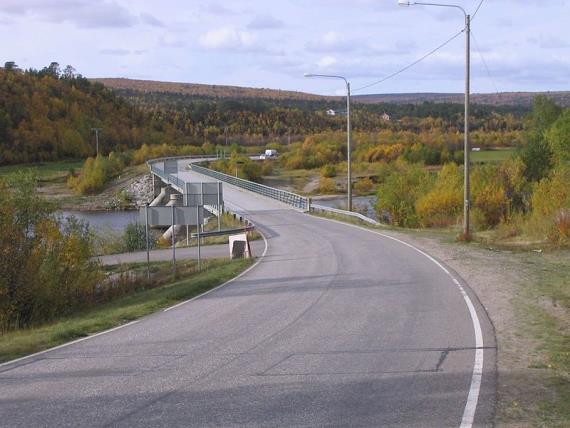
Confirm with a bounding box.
[124,174,153,207]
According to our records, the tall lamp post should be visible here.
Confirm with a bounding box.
[398,0,471,238]
[91,127,102,157]
[304,73,353,212]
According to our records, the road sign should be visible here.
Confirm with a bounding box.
[140,206,205,226]
[184,182,223,206]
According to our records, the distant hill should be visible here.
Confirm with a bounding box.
[93,78,570,107]
[93,78,328,102]
[353,92,570,107]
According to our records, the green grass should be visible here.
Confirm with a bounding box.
[0,258,254,364]
[518,252,570,426]
[471,148,515,163]
[0,160,84,180]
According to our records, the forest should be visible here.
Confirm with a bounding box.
[0,63,528,166]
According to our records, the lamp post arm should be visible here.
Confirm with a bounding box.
[413,2,467,17]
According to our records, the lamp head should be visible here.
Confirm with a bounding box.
[304,73,314,78]
[398,0,415,6]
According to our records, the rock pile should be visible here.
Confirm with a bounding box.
[126,174,154,206]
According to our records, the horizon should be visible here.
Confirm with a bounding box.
[2,1,569,96]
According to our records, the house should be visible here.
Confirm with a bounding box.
[381,112,391,122]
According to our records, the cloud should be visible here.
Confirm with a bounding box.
[140,13,165,28]
[317,56,338,68]
[527,35,570,49]
[0,0,138,28]
[247,14,283,30]
[159,34,187,48]
[306,31,358,53]
[198,27,257,51]
[99,48,147,56]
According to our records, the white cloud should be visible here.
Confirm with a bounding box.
[317,56,338,68]
[199,27,257,50]
[0,0,139,28]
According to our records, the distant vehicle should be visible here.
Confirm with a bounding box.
[260,149,278,160]
[472,147,481,152]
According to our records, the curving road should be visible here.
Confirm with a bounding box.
[0,162,496,427]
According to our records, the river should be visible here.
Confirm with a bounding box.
[61,210,139,233]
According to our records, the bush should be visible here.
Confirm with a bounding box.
[376,161,433,227]
[528,166,570,243]
[0,173,102,331]
[122,222,153,252]
[318,177,337,194]
[321,164,337,178]
[67,153,124,195]
[353,177,374,195]
[416,164,462,227]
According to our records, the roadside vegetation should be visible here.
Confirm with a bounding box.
[0,173,253,347]
[0,258,253,363]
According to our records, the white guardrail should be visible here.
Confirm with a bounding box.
[310,204,380,226]
[148,155,380,225]
[189,163,310,211]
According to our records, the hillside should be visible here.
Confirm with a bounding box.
[93,78,328,102]
[354,91,570,107]
[0,66,187,165]
[93,78,570,107]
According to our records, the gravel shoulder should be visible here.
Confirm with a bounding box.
[380,227,569,427]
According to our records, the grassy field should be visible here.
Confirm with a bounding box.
[0,160,84,180]
[0,258,254,364]
[471,148,515,163]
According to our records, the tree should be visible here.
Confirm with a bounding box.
[546,109,570,164]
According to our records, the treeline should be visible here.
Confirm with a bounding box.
[111,88,527,146]
[0,63,189,165]
[375,96,570,244]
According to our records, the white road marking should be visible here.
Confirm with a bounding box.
[163,228,268,312]
[0,320,140,369]
[313,215,484,428]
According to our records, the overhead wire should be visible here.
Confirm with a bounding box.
[471,30,499,94]
[352,29,464,93]
[352,0,487,93]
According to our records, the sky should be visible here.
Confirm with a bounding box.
[1,0,569,96]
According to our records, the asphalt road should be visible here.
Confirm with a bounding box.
[0,161,496,427]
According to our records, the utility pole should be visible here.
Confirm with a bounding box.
[91,128,102,156]
[398,0,471,238]
[463,13,471,239]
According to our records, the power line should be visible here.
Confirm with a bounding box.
[471,30,499,94]
[353,29,463,93]
[471,0,485,20]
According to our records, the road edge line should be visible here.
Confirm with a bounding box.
[163,228,268,312]
[0,229,268,369]
[310,214,484,428]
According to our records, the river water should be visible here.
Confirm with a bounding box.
[61,210,140,232]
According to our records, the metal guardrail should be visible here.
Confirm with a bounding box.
[311,204,380,226]
[189,163,310,211]
[190,226,255,238]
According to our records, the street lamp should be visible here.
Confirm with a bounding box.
[304,73,353,212]
[91,128,102,157]
[398,0,471,239]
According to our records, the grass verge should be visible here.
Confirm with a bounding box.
[0,258,254,364]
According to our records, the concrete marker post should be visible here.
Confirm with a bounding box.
[145,203,150,280]
[171,204,176,277]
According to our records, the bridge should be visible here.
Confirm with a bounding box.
[0,157,496,427]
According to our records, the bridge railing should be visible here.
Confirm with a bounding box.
[310,204,380,226]
[149,162,185,191]
[189,163,310,211]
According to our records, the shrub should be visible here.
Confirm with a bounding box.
[354,177,374,195]
[321,164,337,178]
[416,164,462,227]
[318,177,337,194]
[528,166,570,243]
[67,153,124,195]
[376,161,433,227]
[122,222,153,252]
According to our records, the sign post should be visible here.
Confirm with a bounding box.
[145,203,150,280]
[171,204,176,277]
[196,205,201,271]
